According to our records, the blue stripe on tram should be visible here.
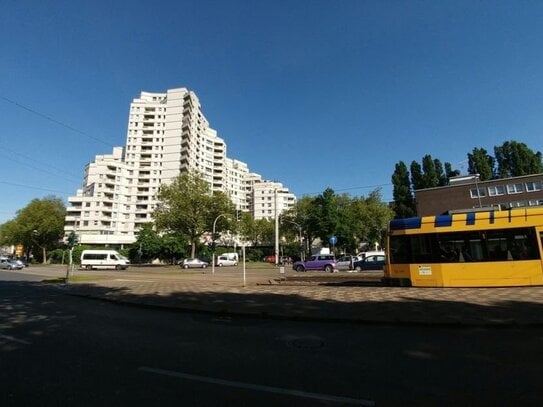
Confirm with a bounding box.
[434,215,453,227]
[390,217,422,230]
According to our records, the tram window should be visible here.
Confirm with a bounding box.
[389,227,539,264]
[411,235,435,263]
[390,236,411,263]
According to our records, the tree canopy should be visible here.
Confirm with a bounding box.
[0,196,66,263]
[153,172,235,258]
[391,140,542,219]
[282,188,393,255]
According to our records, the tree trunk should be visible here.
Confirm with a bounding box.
[42,247,47,264]
[190,241,196,258]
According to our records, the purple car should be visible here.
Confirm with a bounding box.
[292,254,336,273]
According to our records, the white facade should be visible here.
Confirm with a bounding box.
[251,181,296,220]
[65,87,296,245]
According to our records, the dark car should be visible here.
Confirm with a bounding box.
[352,254,385,271]
[292,254,336,273]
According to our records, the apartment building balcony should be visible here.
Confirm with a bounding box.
[139,162,151,167]
[144,107,156,113]
[143,115,155,121]
[142,137,153,144]
[140,154,152,160]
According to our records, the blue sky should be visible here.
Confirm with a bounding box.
[2,0,543,223]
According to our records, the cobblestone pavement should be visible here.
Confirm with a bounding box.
[45,266,543,326]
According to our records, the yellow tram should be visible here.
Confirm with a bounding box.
[384,207,543,287]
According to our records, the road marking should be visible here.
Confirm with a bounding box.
[114,279,155,282]
[139,366,374,406]
[0,333,31,345]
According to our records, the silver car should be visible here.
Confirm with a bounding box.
[0,258,23,270]
[179,258,209,269]
[335,255,361,271]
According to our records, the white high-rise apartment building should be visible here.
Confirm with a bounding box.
[65,87,296,246]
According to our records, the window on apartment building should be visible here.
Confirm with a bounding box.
[528,199,543,206]
[470,188,487,198]
[525,181,542,192]
[509,201,527,207]
[85,202,91,207]
[488,185,505,196]
[507,183,524,194]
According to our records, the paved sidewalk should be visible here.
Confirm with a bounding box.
[52,268,543,326]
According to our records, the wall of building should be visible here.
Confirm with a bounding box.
[64,87,296,246]
[416,174,543,216]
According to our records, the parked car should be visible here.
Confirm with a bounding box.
[215,255,238,267]
[335,255,361,271]
[357,250,385,259]
[179,258,209,269]
[292,254,336,273]
[352,254,386,271]
[0,258,23,270]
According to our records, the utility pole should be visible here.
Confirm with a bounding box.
[274,188,279,266]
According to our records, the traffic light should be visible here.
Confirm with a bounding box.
[67,231,78,248]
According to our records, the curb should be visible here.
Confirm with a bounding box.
[51,283,539,328]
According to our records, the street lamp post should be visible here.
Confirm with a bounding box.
[474,173,482,208]
[280,218,304,261]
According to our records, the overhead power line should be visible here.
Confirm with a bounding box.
[299,183,392,196]
[0,95,114,148]
[0,180,72,195]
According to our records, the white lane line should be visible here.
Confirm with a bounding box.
[139,366,374,406]
[114,279,155,282]
[0,333,32,345]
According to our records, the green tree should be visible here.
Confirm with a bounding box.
[349,190,394,251]
[312,188,342,248]
[468,147,495,180]
[494,140,543,178]
[410,161,424,191]
[444,162,460,179]
[153,172,235,258]
[281,196,319,258]
[422,154,439,188]
[0,196,66,263]
[392,161,416,218]
[133,224,162,262]
[433,159,448,186]
[159,233,187,264]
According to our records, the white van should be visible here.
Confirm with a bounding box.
[215,253,238,267]
[80,250,129,270]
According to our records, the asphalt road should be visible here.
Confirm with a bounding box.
[1,275,543,406]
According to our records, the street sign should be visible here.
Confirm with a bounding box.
[329,236,337,245]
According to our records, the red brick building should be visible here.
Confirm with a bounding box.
[415,174,543,216]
